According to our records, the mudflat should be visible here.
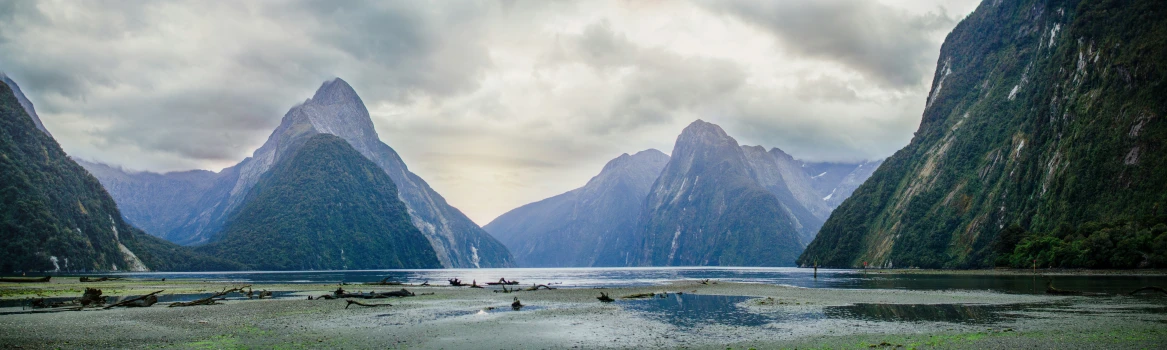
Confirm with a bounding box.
[0,278,1164,349]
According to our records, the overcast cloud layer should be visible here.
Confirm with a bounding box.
[0,0,979,224]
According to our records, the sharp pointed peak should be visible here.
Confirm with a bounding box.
[311,77,360,104]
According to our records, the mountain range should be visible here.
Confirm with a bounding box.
[800,0,1167,269]
[488,120,882,267]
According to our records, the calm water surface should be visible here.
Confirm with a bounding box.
[80,267,1166,295]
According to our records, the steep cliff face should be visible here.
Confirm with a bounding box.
[0,77,238,272]
[801,0,1167,268]
[485,149,669,267]
[636,120,807,266]
[86,78,514,267]
[198,134,441,270]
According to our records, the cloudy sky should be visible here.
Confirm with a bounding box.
[0,0,980,224]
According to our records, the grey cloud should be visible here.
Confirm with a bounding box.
[0,0,494,167]
[701,0,955,88]
[794,75,861,102]
[548,20,747,135]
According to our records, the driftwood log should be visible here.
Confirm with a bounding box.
[470,280,484,289]
[169,286,251,307]
[104,290,164,309]
[78,288,107,309]
[621,293,655,299]
[597,292,614,302]
[524,284,556,291]
[486,278,519,286]
[345,300,392,309]
[321,288,415,299]
[448,278,464,287]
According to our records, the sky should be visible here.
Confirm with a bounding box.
[0,0,981,225]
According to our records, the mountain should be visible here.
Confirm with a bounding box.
[85,78,514,268]
[634,120,810,266]
[0,75,239,272]
[741,146,827,242]
[800,0,1167,269]
[760,147,833,220]
[198,134,441,270]
[75,160,218,240]
[0,73,50,136]
[485,149,670,267]
[803,159,886,209]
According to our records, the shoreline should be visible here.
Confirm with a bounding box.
[0,279,1164,349]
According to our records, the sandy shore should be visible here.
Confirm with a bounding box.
[0,279,1164,349]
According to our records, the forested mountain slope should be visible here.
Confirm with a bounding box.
[801,0,1167,269]
[198,134,441,270]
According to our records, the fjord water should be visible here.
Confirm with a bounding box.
[86,267,1165,295]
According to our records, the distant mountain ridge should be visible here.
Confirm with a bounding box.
[82,78,514,268]
[802,159,887,209]
[488,120,881,267]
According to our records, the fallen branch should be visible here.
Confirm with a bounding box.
[524,284,556,291]
[104,290,164,309]
[345,300,392,309]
